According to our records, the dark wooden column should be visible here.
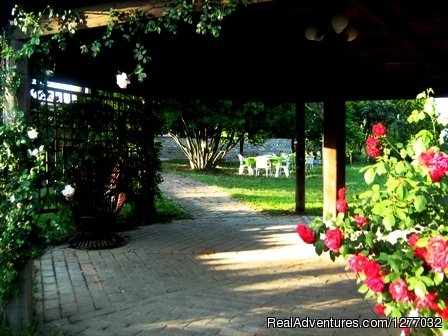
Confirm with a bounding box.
[323,97,345,217]
[295,101,306,213]
[3,28,30,124]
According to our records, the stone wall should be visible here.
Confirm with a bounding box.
[156,136,294,162]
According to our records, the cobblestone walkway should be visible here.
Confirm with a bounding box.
[34,173,397,335]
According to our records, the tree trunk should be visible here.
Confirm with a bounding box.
[168,127,239,171]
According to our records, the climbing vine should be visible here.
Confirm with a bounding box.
[0,0,245,318]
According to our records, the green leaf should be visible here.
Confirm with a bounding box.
[365,232,375,248]
[400,148,408,159]
[339,244,349,256]
[414,280,427,298]
[414,195,427,212]
[395,161,406,174]
[364,167,375,184]
[315,240,324,255]
[396,184,408,200]
[383,214,395,229]
[358,284,369,294]
[434,272,444,285]
[389,259,400,273]
[376,162,387,175]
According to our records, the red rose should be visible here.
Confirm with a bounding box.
[413,247,427,260]
[429,166,446,182]
[374,304,386,316]
[365,276,385,293]
[354,214,368,229]
[363,260,382,278]
[389,279,413,302]
[324,228,344,252]
[336,199,348,214]
[372,123,387,137]
[366,146,381,158]
[337,187,346,200]
[366,136,380,148]
[437,302,448,320]
[419,150,435,167]
[296,224,316,244]
[336,188,348,214]
[407,233,420,247]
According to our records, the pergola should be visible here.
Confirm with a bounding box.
[5,0,448,215]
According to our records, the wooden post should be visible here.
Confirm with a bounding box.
[5,260,33,329]
[322,97,345,217]
[295,101,305,213]
[2,28,30,124]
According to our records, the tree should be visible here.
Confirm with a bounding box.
[159,98,265,170]
[345,98,425,162]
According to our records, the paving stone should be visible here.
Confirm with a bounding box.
[33,173,398,336]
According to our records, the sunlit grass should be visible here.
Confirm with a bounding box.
[162,160,370,215]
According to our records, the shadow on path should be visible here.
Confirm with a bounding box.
[34,173,398,336]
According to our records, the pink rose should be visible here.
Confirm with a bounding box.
[296,224,316,244]
[414,292,438,311]
[348,254,369,273]
[365,276,385,293]
[424,236,448,272]
[372,123,387,137]
[434,152,448,171]
[389,279,413,302]
[324,228,344,252]
[354,214,368,229]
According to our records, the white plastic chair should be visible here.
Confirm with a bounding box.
[275,154,291,177]
[237,154,254,175]
[255,155,272,177]
[305,155,315,171]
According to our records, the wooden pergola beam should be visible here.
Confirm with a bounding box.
[41,0,272,36]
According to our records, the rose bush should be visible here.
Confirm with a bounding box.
[297,89,448,335]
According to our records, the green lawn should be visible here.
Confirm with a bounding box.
[161,160,371,215]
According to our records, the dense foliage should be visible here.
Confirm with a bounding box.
[297,89,448,335]
[0,0,245,319]
[159,99,267,170]
[0,117,45,308]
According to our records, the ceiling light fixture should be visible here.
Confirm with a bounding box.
[305,13,357,42]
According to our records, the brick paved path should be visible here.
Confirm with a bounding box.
[34,173,397,336]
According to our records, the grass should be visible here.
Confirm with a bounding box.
[162,160,371,215]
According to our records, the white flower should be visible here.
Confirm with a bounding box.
[27,128,38,140]
[116,72,131,89]
[62,185,75,200]
[31,148,39,157]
